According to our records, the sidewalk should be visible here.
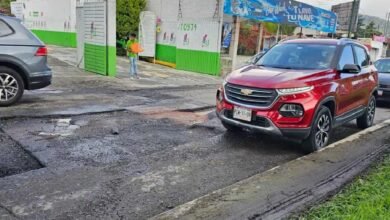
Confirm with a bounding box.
[0,46,221,119]
[48,46,221,90]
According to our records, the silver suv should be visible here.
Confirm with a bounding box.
[0,15,52,106]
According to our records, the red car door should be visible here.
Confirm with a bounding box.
[352,45,375,107]
[335,44,359,115]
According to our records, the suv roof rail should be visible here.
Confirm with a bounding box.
[339,38,354,42]
[338,38,360,45]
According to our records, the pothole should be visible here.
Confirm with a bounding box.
[0,131,43,178]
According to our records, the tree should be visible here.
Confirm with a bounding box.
[264,22,296,36]
[0,0,12,15]
[356,15,365,38]
[116,0,146,40]
[363,21,383,38]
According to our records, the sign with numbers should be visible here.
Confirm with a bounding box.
[176,20,220,52]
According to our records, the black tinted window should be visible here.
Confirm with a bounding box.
[0,20,13,37]
[338,45,355,70]
[354,46,370,67]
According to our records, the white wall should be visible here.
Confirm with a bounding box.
[370,41,384,61]
[180,0,220,20]
[20,0,76,32]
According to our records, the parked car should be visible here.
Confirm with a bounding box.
[216,38,378,152]
[375,58,390,101]
[0,14,52,107]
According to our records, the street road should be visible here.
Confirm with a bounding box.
[1,54,390,219]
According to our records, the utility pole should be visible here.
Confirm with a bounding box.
[276,24,280,43]
[347,0,357,38]
[385,12,390,37]
[257,22,264,53]
[230,16,240,72]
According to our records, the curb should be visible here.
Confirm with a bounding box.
[151,119,390,220]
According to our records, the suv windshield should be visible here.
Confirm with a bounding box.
[256,43,337,70]
[375,59,390,73]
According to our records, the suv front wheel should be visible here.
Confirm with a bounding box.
[0,67,25,107]
[302,106,333,153]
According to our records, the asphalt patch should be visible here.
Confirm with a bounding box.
[0,130,43,178]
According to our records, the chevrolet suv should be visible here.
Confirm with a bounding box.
[217,39,378,152]
[0,15,52,106]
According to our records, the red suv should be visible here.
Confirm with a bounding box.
[217,39,378,152]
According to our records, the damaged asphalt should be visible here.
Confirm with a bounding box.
[1,47,390,219]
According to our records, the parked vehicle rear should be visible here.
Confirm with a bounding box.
[0,15,52,106]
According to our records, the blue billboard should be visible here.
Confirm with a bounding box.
[224,0,337,33]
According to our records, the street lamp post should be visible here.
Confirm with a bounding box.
[347,0,357,38]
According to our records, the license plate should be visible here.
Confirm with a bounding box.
[378,90,383,96]
[233,106,252,122]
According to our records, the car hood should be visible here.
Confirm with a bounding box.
[226,65,334,89]
[379,73,390,85]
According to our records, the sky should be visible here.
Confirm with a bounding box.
[300,0,390,19]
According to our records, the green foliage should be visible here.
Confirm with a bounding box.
[365,21,382,37]
[299,156,390,220]
[357,21,383,38]
[116,0,146,40]
[264,22,278,34]
[356,15,365,38]
[264,22,296,36]
[0,0,12,14]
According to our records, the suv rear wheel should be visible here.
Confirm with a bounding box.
[357,96,376,129]
[0,67,25,107]
[302,106,332,153]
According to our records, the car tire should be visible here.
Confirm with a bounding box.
[0,67,25,107]
[302,106,333,153]
[222,121,242,132]
[357,96,376,129]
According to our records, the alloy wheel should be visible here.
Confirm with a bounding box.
[315,113,330,148]
[0,73,19,102]
[367,98,375,125]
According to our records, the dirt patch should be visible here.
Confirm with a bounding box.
[144,110,209,125]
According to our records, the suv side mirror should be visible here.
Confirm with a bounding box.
[342,64,361,74]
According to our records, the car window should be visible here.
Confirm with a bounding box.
[375,59,390,73]
[338,45,355,70]
[354,46,370,67]
[0,20,13,37]
[256,43,337,70]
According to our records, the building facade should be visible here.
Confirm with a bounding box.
[15,0,78,47]
[331,0,360,33]
[13,0,223,76]
[147,0,223,75]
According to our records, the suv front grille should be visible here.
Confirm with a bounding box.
[224,83,278,108]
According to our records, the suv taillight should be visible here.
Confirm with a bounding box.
[35,46,48,56]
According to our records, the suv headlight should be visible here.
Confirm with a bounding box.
[279,104,304,117]
[277,86,313,95]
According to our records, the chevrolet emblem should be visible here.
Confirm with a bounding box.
[241,89,253,96]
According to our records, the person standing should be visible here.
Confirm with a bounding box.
[126,33,139,79]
